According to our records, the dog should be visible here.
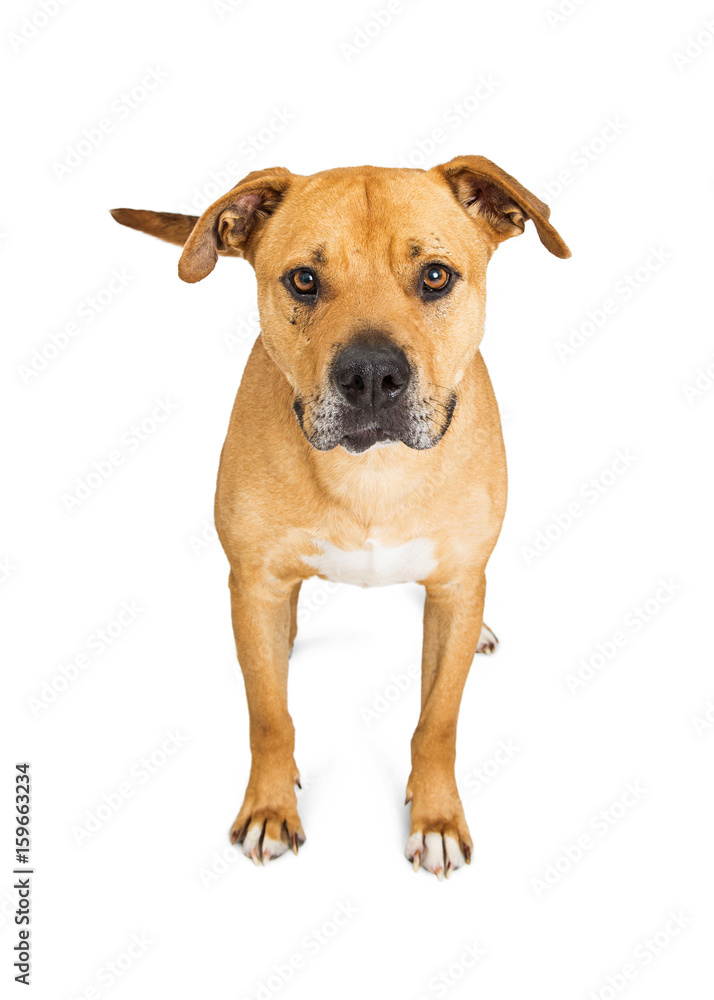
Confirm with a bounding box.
[111,156,569,879]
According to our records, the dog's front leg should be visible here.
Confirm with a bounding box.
[227,570,305,865]
[405,573,486,879]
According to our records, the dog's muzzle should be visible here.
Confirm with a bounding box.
[293,334,456,454]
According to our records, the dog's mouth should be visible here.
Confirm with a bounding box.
[339,426,394,454]
[293,390,456,454]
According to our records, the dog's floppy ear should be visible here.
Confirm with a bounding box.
[176,167,294,282]
[110,167,295,283]
[433,155,571,259]
[110,209,200,247]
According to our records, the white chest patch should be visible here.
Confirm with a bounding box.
[307,537,437,588]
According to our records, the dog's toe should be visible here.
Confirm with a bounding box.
[241,822,265,865]
[260,833,289,865]
[443,834,467,876]
[476,623,498,655]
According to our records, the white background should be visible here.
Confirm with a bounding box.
[3,0,714,997]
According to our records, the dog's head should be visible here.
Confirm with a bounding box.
[112,158,569,454]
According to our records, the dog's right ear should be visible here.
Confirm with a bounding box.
[110,209,200,247]
[110,167,295,283]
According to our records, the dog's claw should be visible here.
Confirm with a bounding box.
[435,866,444,882]
[476,623,498,655]
[230,822,246,846]
[412,851,421,872]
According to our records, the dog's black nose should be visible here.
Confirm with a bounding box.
[333,338,410,411]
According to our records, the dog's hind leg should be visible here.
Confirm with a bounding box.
[288,581,302,656]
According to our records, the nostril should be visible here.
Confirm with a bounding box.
[381,373,404,396]
[338,371,365,393]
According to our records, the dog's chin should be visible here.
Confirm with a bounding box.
[339,428,396,454]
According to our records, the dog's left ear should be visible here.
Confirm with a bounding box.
[111,167,296,283]
[433,155,571,258]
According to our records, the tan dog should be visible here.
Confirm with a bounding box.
[112,157,569,879]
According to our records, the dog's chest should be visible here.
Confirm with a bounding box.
[307,537,437,587]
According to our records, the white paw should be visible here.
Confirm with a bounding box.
[405,831,469,880]
[476,623,498,655]
[241,824,291,865]
[231,810,305,866]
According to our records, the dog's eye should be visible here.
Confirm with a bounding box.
[291,269,317,295]
[423,265,451,292]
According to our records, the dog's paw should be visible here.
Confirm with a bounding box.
[476,623,498,655]
[405,824,472,880]
[229,806,305,866]
[404,793,473,880]
[405,771,473,878]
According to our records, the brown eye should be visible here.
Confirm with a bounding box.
[423,264,451,292]
[291,268,317,294]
